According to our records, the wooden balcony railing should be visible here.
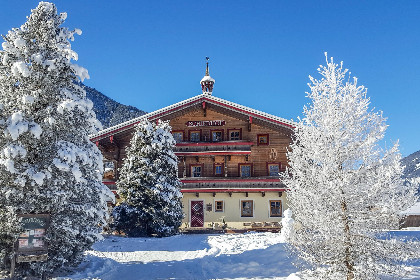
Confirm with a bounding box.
[174,141,253,156]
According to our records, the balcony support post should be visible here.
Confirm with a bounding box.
[224,155,228,177]
[114,139,121,180]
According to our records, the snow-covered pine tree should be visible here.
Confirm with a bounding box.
[282,54,419,280]
[0,2,113,275]
[112,119,183,237]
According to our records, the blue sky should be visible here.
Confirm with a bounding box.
[0,1,419,156]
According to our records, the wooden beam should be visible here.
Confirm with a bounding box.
[245,192,248,197]
[279,192,283,197]
[115,143,121,180]
[195,192,199,197]
[228,192,232,197]
[262,192,265,197]
[212,192,216,197]
[202,101,206,117]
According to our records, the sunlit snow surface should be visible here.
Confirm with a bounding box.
[51,231,420,280]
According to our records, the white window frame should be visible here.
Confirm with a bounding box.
[268,200,282,217]
[229,130,241,141]
[190,131,200,142]
[240,199,254,218]
[212,130,223,142]
[268,163,280,177]
[240,164,252,178]
[191,165,202,177]
[172,132,184,143]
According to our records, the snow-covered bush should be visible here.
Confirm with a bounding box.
[282,54,420,279]
[112,119,183,237]
[280,209,294,243]
[0,2,113,275]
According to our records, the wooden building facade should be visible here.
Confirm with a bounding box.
[90,65,296,229]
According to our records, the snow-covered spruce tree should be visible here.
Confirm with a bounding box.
[282,54,419,280]
[112,119,183,237]
[0,2,113,275]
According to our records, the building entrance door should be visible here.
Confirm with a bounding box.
[190,200,204,227]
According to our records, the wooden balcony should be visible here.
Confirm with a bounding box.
[103,176,286,192]
[180,176,285,191]
[174,141,253,156]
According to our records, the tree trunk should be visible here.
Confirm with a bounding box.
[341,199,354,280]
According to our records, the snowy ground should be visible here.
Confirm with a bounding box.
[49,230,420,280]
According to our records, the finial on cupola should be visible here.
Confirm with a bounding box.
[200,57,215,95]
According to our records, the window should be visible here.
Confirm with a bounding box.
[172,131,184,143]
[239,164,252,178]
[191,165,202,177]
[270,200,282,217]
[214,163,224,176]
[228,129,241,141]
[268,163,280,176]
[211,130,223,142]
[215,201,224,212]
[257,134,269,145]
[241,200,253,217]
[190,130,201,142]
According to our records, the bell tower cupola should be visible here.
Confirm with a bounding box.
[200,57,215,95]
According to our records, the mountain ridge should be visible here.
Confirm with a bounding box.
[402,150,420,181]
[83,84,146,129]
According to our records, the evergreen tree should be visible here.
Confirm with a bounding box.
[283,54,420,279]
[0,2,113,275]
[113,119,183,237]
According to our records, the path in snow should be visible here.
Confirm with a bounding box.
[50,230,420,280]
[53,232,295,280]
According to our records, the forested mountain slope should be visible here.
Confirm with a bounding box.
[83,84,146,129]
[402,150,420,181]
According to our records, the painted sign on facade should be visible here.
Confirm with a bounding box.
[17,214,49,253]
[186,120,226,127]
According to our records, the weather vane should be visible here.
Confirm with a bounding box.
[205,57,210,76]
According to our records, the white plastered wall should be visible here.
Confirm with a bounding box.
[181,191,288,229]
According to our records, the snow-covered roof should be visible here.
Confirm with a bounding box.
[402,202,420,215]
[200,75,215,83]
[90,93,296,142]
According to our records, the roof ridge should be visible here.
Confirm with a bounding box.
[89,93,296,141]
[90,94,206,140]
[205,95,296,128]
